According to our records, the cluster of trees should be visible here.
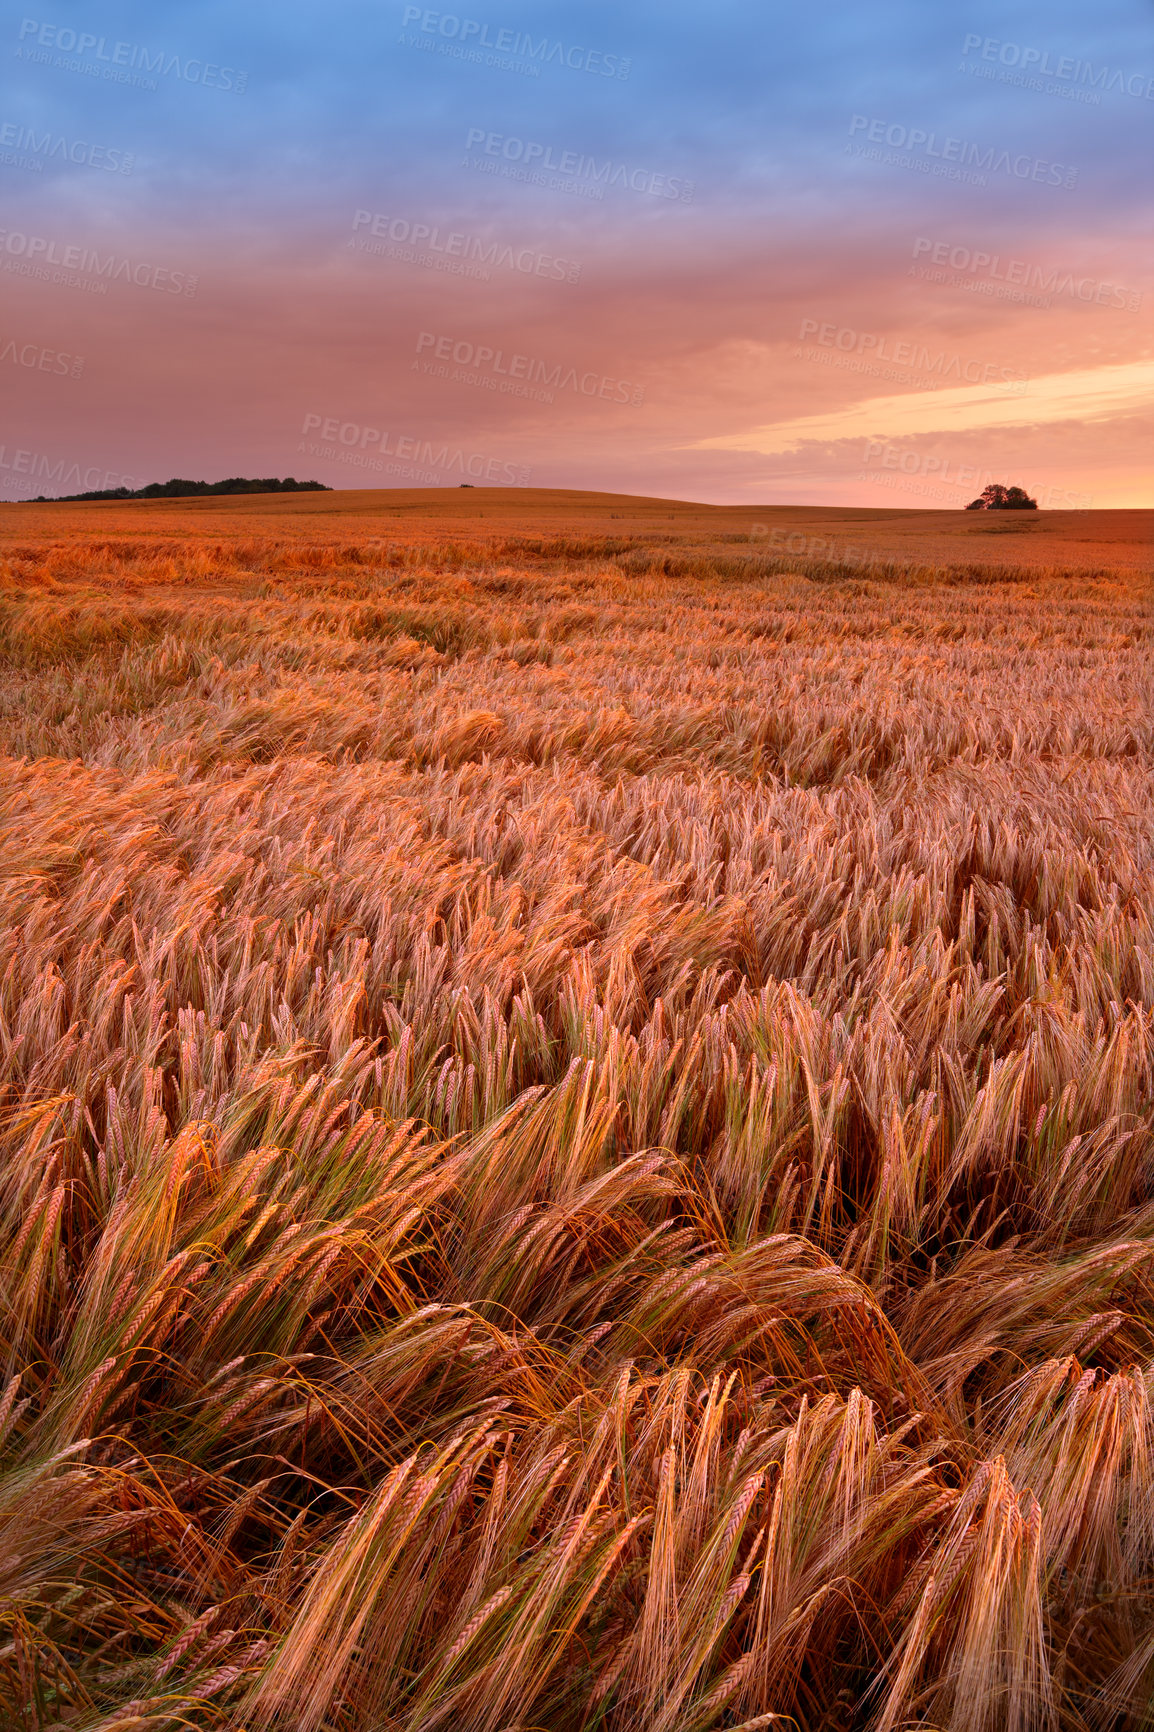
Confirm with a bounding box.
[965,483,1038,510]
[27,477,332,503]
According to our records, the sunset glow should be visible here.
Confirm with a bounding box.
[2,1,1151,505]
[3,8,1154,1725]
[696,359,1154,453]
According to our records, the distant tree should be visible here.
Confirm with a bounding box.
[964,483,1038,510]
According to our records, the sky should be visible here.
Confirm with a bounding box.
[1,0,1152,506]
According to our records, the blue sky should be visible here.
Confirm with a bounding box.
[2,0,1151,502]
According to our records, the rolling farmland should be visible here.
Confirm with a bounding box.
[1,491,1152,1730]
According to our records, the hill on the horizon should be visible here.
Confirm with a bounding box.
[5,487,1148,575]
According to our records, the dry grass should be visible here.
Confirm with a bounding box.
[0,501,1152,1730]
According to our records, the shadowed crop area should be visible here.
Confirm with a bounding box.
[1,494,1152,1730]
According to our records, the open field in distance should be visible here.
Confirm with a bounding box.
[0,490,1152,1730]
[8,487,1154,573]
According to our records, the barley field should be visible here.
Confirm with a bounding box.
[1,492,1152,1731]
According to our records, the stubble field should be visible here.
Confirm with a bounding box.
[1,490,1152,1731]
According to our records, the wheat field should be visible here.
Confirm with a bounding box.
[1,493,1152,1731]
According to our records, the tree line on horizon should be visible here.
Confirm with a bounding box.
[965,482,1038,510]
[23,476,333,503]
